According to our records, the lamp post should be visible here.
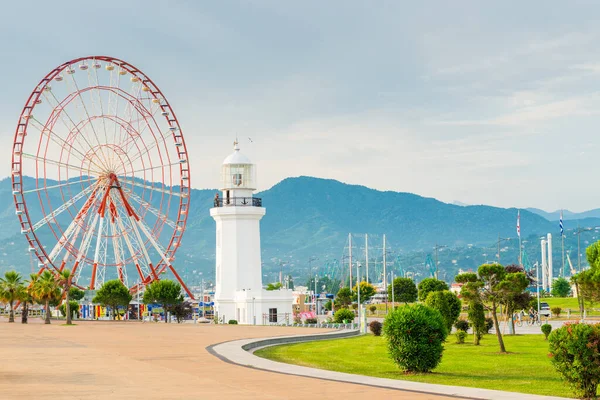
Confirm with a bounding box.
[314,274,318,314]
[252,297,256,325]
[574,227,593,273]
[497,234,511,264]
[356,262,362,328]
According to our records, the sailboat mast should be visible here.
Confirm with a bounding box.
[365,234,369,283]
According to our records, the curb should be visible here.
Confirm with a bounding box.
[207,330,572,400]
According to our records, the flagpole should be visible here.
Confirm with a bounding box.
[560,210,565,277]
[518,210,522,266]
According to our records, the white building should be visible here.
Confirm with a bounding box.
[210,142,293,325]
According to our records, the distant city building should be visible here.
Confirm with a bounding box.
[211,142,293,324]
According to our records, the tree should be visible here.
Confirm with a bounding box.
[467,301,486,345]
[32,270,61,324]
[388,277,417,304]
[335,287,352,308]
[572,240,600,315]
[69,287,85,301]
[143,279,183,323]
[171,301,193,323]
[56,269,74,325]
[501,265,532,334]
[456,263,528,353]
[417,278,448,302]
[424,290,461,332]
[93,280,132,320]
[551,277,571,298]
[0,271,23,323]
[266,282,282,291]
[18,273,39,324]
[59,301,80,319]
[352,281,376,302]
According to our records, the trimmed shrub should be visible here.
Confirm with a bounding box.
[383,304,448,373]
[467,301,486,345]
[455,330,467,344]
[541,323,552,340]
[227,319,238,325]
[425,290,461,332]
[454,319,470,332]
[369,320,382,336]
[551,307,561,318]
[304,317,318,324]
[417,278,449,302]
[369,305,377,315]
[333,308,355,323]
[549,323,600,399]
[484,317,494,333]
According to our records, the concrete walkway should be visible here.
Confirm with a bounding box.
[210,329,572,400]
[0,319,448,399]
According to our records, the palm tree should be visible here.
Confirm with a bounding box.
[18,274,39,324]
[33,271,60,324]
[57,269,74,325]
[0,271,23,323]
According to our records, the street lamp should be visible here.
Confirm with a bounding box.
[497,234,511,264]
[574,227,594,273]
[252,297,256,325]
[356,262,362,329]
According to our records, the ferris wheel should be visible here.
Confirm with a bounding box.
[10,56,193,297]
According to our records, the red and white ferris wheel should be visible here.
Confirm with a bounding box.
[11,56,193,297]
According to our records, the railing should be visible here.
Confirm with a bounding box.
[214,197,262,207]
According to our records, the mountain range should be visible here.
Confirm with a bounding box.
[0,176,597,285]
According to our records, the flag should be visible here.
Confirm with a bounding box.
[560,210,564,236]
[517,210,521,237]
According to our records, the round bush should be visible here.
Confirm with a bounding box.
[383,304,448,373]
[455,330,467,344]
[304,317,318,324]
[541,323,552,340]
[454,319,470,332]
[227,319,238,325]
[551,307,562,318]
[549,323,600,399]
[333,308,355,323]
[369,320,382,336]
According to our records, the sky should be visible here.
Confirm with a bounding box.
[1,1,599,212]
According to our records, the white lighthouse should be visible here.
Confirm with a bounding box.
[210,142,293,324]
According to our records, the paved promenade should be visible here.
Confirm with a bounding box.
[0,319,453,399]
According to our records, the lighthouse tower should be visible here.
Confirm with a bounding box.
[210,142,292,324]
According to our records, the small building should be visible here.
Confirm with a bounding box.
[211,142,293,324]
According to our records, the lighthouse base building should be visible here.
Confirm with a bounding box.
[210,142,292,325]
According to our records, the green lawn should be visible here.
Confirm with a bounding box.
[256,334,576,398]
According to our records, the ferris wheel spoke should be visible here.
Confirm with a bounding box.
[29,116,103,171]
[119,102,162,156]
[122,189,176,229]
[123,126,176,168]
[66,73,114,171]
[31,184,96,231]
[119,178,182,197]
[46,187,99,265]
[22,175,96,195]
[110,192,153,280]
[45,90,111,171]
[22,153,101,176]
